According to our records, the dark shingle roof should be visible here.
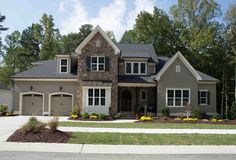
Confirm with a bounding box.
[0,83,11,90]
[197,70,219,82]
[118,75,156,83]
[12,60,77,79]
[116,43,158,62]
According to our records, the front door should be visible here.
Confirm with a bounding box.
[121,89,132,111]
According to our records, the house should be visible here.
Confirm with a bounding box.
[12,25,219,116]
[0,83,13,112]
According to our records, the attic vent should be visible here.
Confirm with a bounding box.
[176,65,181,72]
[96,40,101,47]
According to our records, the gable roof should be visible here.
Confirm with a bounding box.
[155,51,202,81]
[116,43,158,62]
[75,25,120,55]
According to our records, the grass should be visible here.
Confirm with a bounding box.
[69,132,236,145]
[60,122,236,129]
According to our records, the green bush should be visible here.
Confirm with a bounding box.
[161,107,170,117]
[191,107,206,119]
[114,113,122,119]
[212,112,221,120]
[22,117,45,133]
[99,114,108,120]
[70,105,80,116]
[230,101,236,120]
[91,112,99,117]
[82,112,90,119]
[0,104,8,115]
[48,117,59,132]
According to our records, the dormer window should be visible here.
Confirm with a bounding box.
[60,58,68,73]
[125,62,147,75]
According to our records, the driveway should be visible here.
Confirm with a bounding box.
[0,116,68,142]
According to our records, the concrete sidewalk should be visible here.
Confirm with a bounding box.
[1,142,236,154]
[58,126,236,134]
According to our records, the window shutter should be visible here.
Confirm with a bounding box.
[198,91,200,105]
[86,56,91,71]
[105,56,110,71]
[207,91,210,105]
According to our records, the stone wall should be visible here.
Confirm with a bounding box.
[77,32,119,115]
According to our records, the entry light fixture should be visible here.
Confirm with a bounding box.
[30,86,33,91]
[60,86,63,91]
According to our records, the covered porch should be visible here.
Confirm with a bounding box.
[118,85,157,115]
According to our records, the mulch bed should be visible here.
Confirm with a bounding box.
[7,129,71,143]
[68,117,115,121]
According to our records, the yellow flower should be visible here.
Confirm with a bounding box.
[218,119,223,122]
[71,114,78,119]
[212,119,217,122]
[140,116,152,121]
[90,115,98,119]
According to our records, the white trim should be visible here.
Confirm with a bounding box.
[118,83,156,87]
[14,79,77,82]
[165,88,191,107]
[125,62,147,75]
[155,51,202,81]
[175,65,181,72]
[199,90,208,105]
[19,91,44,115]
[75,25,120,55]
[56,54,70,58]
[87,88,106,106]
[59,58,69,74]
[48,92,74,116]
[140,89,147,101]
[198,81,218,84]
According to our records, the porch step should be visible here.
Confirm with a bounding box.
[120,112,136,119]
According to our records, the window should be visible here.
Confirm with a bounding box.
[176,65,180,72]
[140,89,147,101]
[166,89,190,107]
[91,56,105,71]
[125,62,147,75]
[87,89,106,106]
[199,90,208,105]
[96,40,101,47]
[60,58,68,73]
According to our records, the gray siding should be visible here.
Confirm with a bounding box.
[13,81,77,114]
[157,57,216,115]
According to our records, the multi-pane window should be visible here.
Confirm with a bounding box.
[60,58,68,73]
[199,90,208,105]
[125,62,147,75]
[88,89,106,106]
[91,56,105,71]
[166,89,190,107]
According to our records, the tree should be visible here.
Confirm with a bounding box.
[106,31,117,43]
[40,13,60,60]
[120,30,138,43]
[0,13,8,53]
[78,24,93,41]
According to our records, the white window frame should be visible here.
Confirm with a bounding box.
[199,90,208,105]
[59,58,68,73]
[140,89,147,101]
[166,88,191,107]
[176,65,181,72]
[125,62,147,75]
[91,56,105,72]
[87,88,106,106]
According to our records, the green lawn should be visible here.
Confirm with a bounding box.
[60,121,236,129]
[69,132,236,145]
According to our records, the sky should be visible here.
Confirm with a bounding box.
[0,0,236,41]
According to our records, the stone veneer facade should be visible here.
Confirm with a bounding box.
[77,32,119,115]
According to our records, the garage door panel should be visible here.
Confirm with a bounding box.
[22,94,43,115]
[51,94,72,116]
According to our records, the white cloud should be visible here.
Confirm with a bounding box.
[59,1,65,12]
[60,0,155,40]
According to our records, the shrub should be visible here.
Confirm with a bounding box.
[48,117,59,132]
[90,115,98,119]
[161,107,170,117]
[0,104,8,115]
[22,117,45,133]
[91,113,99,117]
[212,112,220,120]
[191,107,206,119]
[230,101,236,120]
[140,116,152,121]
[114,113,122,119]
[82,112,90,119]
[70,105,80,116]
[99,114,108,120]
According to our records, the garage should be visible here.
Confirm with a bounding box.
[50,93,73,116]
[22,93,43,115]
